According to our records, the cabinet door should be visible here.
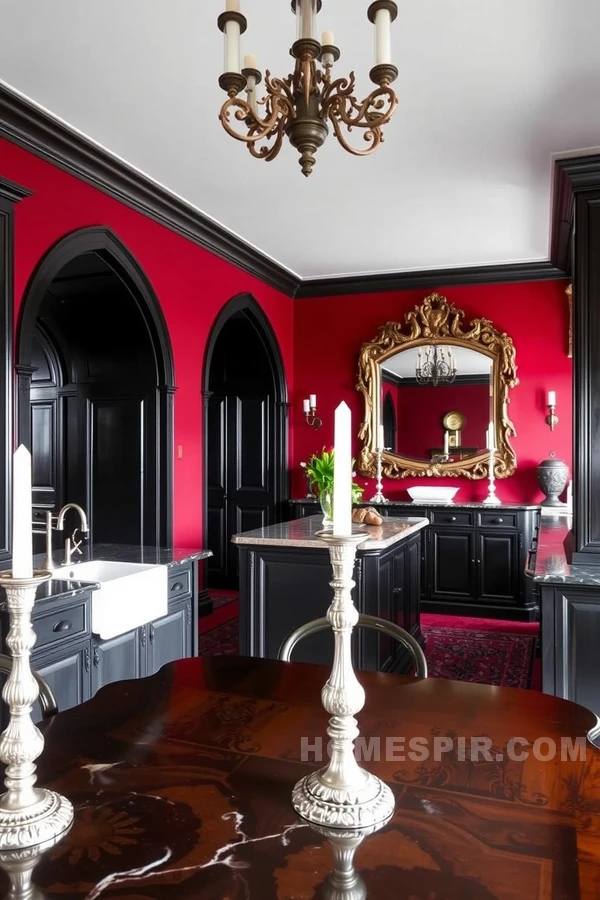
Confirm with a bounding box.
[91,628,144,695]
[477,530,519,603]
[429,529,476,600]
[147,600,192,676]
[553,588,600,715]
[32,641,91,722]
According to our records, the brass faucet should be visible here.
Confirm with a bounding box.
[56,504,89,566]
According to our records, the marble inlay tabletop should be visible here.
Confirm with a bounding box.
[232,514,429,550]
[531,514,600,586]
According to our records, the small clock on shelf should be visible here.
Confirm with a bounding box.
[443,410,465,448]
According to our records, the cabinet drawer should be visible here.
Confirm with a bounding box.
[478,511,518,529]
[34,599,89,652]
[431,509,474,526]
[168,567,191,600]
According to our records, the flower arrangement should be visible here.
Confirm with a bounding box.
[301,447,365,505]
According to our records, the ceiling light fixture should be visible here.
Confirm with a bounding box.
[217,0,399,177]
[415,346,457,387]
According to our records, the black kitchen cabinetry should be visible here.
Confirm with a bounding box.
[290,500,540,620]
[238,529,423,674]
[0,559,196,724]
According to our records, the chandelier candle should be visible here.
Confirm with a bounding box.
[217,0,399,176]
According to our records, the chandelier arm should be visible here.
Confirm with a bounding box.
[219,85,294,150]
[323,81,398,131]
[327,109,383,157]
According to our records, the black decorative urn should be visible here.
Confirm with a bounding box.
[536,456,569,507]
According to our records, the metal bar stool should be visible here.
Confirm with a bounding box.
[278,613,427,677]
[0,653,59,719]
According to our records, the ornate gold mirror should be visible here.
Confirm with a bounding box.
[357,293,518,479]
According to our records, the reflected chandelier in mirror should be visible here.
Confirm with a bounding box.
[356,293,519,480]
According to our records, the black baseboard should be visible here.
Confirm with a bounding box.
[420,599,539,622]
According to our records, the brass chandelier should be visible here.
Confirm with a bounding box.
[217,0,399,176]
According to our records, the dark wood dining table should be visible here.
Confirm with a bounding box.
[1,655,599,899]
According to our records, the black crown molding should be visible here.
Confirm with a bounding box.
[550,154,600,277]
[0,175,32,204]
[295,260,565,298]
[0,82,580,299]
[0,84,299,297]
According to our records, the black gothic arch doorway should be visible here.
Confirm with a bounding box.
[203,293,288,588]
[16,226,175,548]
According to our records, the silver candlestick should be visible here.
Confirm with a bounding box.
[483,448,501,506]
[292,532,395,828]
[370,449,388,504]
[0,571,73,849]
[311,817,392,900]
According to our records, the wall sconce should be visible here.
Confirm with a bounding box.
[303,394,322,429]
[545,390,559,431]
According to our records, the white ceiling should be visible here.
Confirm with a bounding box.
[382,345,492,377]
[0,0,599,280]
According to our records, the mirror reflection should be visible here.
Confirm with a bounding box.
[380,345,493,463]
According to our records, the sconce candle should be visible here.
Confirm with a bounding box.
[332,402,352,536]
[443,431,449,456]
[309,394,317,409]
[303,398,310,413]
[545,392,559,431]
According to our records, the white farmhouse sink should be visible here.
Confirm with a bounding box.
[55,560,168,640]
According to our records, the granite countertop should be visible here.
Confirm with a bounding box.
[232,514,429,550]
[530,514,600,586]
[0,545,213,603]
[290,498,541,510]
[32,543,212,571]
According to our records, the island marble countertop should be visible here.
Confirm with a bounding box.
[232,514,429,550]
[530,514,600,586]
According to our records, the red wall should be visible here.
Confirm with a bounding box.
[395,382,490,459]
[293,282,572,504]
[0,137,295,546]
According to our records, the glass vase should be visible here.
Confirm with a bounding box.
[319,490,333,529]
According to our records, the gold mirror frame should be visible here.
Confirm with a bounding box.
[356,293,519,480]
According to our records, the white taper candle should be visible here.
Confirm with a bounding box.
[374,7,392,65]
[11,445,33,578]
[224,19,241,73]
[333,402,353,536]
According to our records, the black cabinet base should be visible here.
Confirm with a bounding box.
[421,598,539,622]
[198,587,213,617]
[239,532,423,675]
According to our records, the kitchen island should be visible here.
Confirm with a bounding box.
[232,515,429,673]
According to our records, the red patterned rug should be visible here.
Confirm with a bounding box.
[199,602,537,689]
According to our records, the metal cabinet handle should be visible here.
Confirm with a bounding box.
[392,587,403,594]
[171,582,184,592]
[149,623,155,643]
[52,620,72,633]
[490,517,504,524]
[446,516,457,522]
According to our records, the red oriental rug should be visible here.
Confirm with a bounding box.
[199,597,538,690]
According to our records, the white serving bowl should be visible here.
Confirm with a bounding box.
[407,486,459,503]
